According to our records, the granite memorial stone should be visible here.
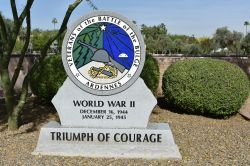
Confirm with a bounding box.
[33,11,181,160]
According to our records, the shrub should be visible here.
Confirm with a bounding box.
[162,58,249,117]
[140,54,160,94]
[30,55,67,104]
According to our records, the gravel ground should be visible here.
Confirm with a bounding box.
[0,103,249,166]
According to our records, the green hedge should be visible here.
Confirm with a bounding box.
[162,58,249,117]
[140,54,160,94]
[30,55,67,104]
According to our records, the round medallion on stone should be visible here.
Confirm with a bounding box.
[62,11,145,96]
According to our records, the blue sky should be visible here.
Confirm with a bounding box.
[0,0,249,37]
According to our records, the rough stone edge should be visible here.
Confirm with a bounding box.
[32,146,182,160]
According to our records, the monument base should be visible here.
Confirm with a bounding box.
[32,121,182,160]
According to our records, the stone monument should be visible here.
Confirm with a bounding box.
[33,11,181,160]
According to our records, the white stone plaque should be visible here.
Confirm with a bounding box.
[33,121,181,159]
[52,78,156,128]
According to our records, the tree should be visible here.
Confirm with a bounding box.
[156,35,173,54]
[244,21,249,35]
[242,33,250,54]
[145,36,156,53]
[52,17,58,29]
[141,23,168,54]
[172,39,183,54]
[198,37,213,54]
[229,31,243,55]
[13,39,24,53]
[141,23,168,40]
[31,29,57,51]
[213,27,232,52]
[0,0,86,130]
[214,29,243,55]
[183,43,201,55]
[169,34,198,45]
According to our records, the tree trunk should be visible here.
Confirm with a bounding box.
[0,69,18,130]
[8,110,18,130]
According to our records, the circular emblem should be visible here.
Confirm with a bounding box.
[62,11,145,96]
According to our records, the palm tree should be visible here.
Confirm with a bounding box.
[52,18,58,29]
[244,21,249,35]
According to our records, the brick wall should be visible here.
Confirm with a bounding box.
[0,56,36,97]
[1,55,249,98]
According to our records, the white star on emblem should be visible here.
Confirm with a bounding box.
[100,25,106,31]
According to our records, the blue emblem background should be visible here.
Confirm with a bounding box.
[103,23,134,70]
[73,22,134,70]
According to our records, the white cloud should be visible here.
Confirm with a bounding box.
[118,53,128,58]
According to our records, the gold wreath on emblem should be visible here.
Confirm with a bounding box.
[88,64,118,79]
